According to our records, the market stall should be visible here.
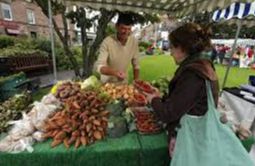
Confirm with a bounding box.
[0,132,169,166]
[0,75,253,165]
[211,39,255,47]
[219,87,255,161]
[1,0,255,165]
[220,87,255,131]
[0,77,171,166]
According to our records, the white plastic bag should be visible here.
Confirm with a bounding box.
[41,94,61,107]
[32,131,45,142]
[0,94,60,153]
[8,112,35,140]
[0,136,34,153]
[28,94,60,131]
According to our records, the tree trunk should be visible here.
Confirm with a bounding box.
[87,9,116,77]
[76,7,90,78]
[35,0,81,77]
[60,11,81,77]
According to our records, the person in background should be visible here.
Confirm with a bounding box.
[218,44,226,64]
[239,46,250,68]
[144,23,253,166]
[211,44,218,63]
[232,46,241,66]
[94,13,140,83]
[247,46,254,63]
[146,43,155,55]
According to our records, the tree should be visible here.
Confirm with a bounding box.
[67,7,117,77]
[35,1,159,78]
[35,0,81,77]
[67,8,159,78]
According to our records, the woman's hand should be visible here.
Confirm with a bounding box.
[143,89,161,103]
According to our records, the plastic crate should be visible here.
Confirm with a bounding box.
[0,89,21,101]
[0,73,26,90]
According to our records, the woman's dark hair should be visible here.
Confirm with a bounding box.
[169,23,212,55]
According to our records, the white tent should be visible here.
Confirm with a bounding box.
[212,39,255,47]
[54,0,249,14]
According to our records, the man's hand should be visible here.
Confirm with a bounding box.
[115,71,126,81]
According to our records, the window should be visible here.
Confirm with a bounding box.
[30,31,37,38]
[27,9,35,24]
[1,3,12,21]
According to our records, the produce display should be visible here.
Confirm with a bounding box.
[80,75,101,90]
[132,93,147,106]
[0,76,164,153]
[44,87,110,148]
[132,108,162,134]
[151,76,171,95]
[55,82,81,102]
[0,92,32,133]
[101,83,137,101]
[0,94,60,153]
[101,83,148,106]
[107,116,128,138]
[134,80,156,94]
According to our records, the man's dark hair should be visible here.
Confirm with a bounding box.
[117,13,134,25]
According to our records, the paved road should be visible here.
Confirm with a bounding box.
[31,53,150,88]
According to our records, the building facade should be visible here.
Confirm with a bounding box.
[0,0,76,43]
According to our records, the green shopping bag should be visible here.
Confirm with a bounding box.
[170,80,254,166]
[241,136,255,152]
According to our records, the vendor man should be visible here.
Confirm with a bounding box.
[94,13,140,83]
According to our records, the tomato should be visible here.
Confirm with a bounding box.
[134,80,155,94]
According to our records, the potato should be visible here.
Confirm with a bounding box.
[93,131,102,140]
[93,119,101,126]
[80,136,88,146]
[75,137,81,148]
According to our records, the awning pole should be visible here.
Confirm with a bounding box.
[221,20,242,89]
[48,0,58,83]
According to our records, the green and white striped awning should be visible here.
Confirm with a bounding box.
[54,0,252,16]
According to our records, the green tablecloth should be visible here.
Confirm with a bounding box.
[0,132,170,166]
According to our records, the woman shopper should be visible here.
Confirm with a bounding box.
[145,23,253,166]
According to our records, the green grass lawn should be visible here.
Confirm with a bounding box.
[32,87,51,101]
[33,54,254,101]
[129,55,255,89]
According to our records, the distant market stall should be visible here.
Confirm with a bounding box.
[212,39,255,47]
[213,2,255,162]
[212,1,255,88]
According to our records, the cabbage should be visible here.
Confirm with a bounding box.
[80,75,101,90]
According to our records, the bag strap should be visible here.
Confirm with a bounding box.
[205,80,216,109]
